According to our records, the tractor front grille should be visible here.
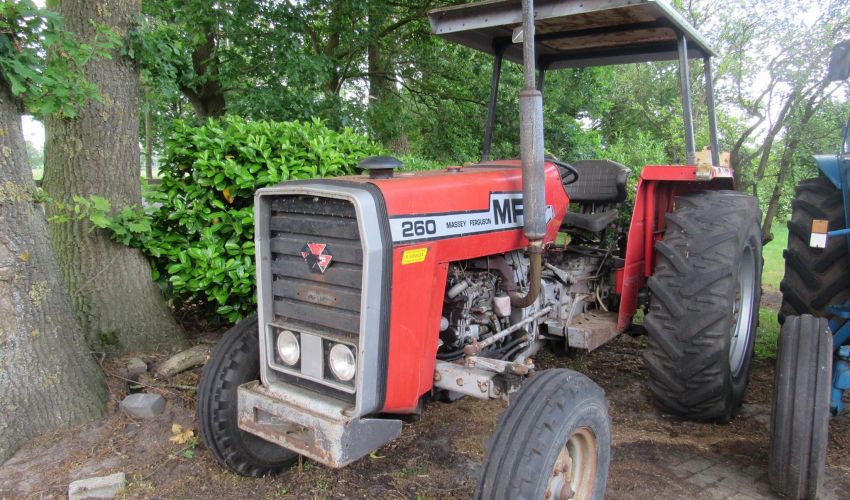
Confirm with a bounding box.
[263,194,364,400]
[268,195,363,340]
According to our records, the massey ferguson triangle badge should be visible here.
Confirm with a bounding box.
[301,242,334,274]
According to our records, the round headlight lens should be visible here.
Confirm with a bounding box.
[328,344,356,382]
[276,330,300,366]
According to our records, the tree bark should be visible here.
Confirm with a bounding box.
[0,83,106,464]
[761,84,831,242]
[144,90,153,179]
[761,137,796,244]
[180,29,226,118]
[367,1,396,145]
[43,0,186,353]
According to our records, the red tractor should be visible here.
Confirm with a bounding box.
[198,1,763,498]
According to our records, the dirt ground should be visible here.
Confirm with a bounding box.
[2,302,850,499]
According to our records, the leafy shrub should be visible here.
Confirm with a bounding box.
[98,116,382,322]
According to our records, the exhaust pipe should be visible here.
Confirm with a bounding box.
[510,0,545,308]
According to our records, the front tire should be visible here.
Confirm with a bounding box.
[197,315,297,477]
[769,315,831,499]
[644,191,763,421]
[476,369,611,500]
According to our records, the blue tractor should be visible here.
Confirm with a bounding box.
[770,40,850,499]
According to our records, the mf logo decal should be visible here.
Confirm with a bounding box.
[301,242,334,274]
[389,192,554,243]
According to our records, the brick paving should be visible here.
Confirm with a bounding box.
[608,402,850,499]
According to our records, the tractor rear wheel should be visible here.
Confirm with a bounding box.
[644,191,762,421]
[475,369,611,500]
[780,176,850,322]
[197,315,298,477]
[769,315,832,499]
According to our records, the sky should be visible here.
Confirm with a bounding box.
[22,116,44,147]
[22,0,46,146]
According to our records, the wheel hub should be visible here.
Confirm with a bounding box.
[545,427,597,500]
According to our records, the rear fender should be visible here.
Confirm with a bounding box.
[815,154,842,189]
[615,165,734,330]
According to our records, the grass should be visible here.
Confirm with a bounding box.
[756,307,780,359]
[756,222,787,359]
[762,224,787,291]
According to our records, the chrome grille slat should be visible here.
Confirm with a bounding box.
[272,298,360,335]
[270,257,362,290]
[271,279,361,312]
[270,234,363,264]
[269,213,359,240]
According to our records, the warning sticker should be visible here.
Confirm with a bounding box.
[401,247,429,265]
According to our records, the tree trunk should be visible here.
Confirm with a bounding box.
[367,0,398,145]
[144,90,153,179]
[180,29,226,118]
[761,139,796,244]
[761,82,832,242]
[43,0,186,353]
[0,84,106,464]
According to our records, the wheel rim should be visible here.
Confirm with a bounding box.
[730,246,756,377]
[545,427,597,500]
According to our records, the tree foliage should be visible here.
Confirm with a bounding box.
[64,116,381,322]
[0,0,118,117]
[710,0,850,239]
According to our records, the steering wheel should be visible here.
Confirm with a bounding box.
[547,158,579,186]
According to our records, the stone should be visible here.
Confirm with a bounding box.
[120,357,147,378]
[119,393,165,419]
[68,472,125,500]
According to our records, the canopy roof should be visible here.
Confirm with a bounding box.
[427,0,714,69]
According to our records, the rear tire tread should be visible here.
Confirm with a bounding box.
[644,190,763,421]
[780,176,850,322]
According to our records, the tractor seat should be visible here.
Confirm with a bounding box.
[561,160,630,233]
[563,210,619,233]
[563,160,630,203]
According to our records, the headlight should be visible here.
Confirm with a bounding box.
[276,330,300,366]
[328,344,356,382]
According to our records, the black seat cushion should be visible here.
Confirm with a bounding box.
[562,209,619,233]
[564,159,630,203]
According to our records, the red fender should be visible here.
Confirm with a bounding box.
[615,165,735,330]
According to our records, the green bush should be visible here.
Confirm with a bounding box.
[103,116,382,322]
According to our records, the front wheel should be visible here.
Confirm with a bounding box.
[644,191,763,421]
[197,315,298,477]
[475,369,611,500]
[769,315,831,499]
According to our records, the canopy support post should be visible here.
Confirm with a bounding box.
[703,55,720,166]
[677,33,696,164]
[482,46,505,162]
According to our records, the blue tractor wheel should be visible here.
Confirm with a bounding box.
[780,176,850,322]
[769,315,832,499]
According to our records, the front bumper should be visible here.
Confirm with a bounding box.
[237,381,402,468]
